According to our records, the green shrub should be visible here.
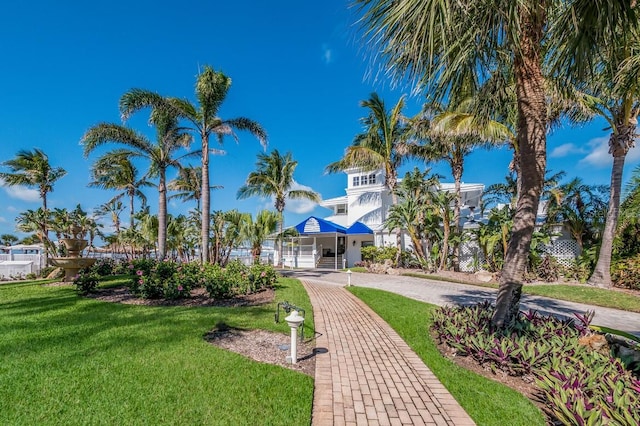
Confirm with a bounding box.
[361,245,399,265]
[25,273,37,280]
[612,254,640,290]
[248,263,278,292]
[202,264,233,299]
[73,272,100,294]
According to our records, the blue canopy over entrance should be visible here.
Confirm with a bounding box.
[294,216,347,235]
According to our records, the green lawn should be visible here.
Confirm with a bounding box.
[0,277,313,425]
[349,286,546,426]
[402,272,640,313]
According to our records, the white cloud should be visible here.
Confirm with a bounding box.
[0,217,6,223]
[0,179,40,202]
[578,136,640,168]
[550,143,584,158]
[285,181,320,214]
[6,206,18,212]
[321,44,333,64]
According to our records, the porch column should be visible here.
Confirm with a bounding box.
[334,233,338,270]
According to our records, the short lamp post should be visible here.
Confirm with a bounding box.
[347,269,352,287]
[285,310,304,364]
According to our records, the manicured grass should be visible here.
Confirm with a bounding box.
[349,286,546,426]
[403,272,640,313]
[0,277,313,425]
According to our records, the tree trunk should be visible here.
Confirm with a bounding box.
[588,125,635,288]
[201,134,210,263]
[451,156,463,271]
[129,191,135,229]
[158,170,167,261]
[278,211,284,267]
[388,174,402,267]
[492,4,547,328]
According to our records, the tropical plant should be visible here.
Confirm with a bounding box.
[210,210,249,266]
[0,149,66,260]
[241,210,279,264]
[410,96,512,269]
[82,108,197,260]
[352,0,637,328]
[15,208,52,253]
[0,234,18,246]
[168,165,219,211]
[555,13,640,288]
[238,150,319,266]
[120,65,267,263]
[326,93,410,265]
[545,177,608,251]
[94,199,125,240]
[87,152,151,228]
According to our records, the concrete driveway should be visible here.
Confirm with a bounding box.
[284,269,640,338]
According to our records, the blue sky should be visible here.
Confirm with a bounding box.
[0,0,637,242]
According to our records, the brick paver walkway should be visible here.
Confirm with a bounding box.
[303,280,475,426]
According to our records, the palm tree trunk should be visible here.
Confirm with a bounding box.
[451,157,463,271]
[492,5,547,328]
[129,191,135,229]
[588,131,632,288]
[201,134,211,263]
[158,170,167,260]
[278,211,284,267]
[389,181,402,267]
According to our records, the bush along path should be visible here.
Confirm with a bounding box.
[432,303,640,425]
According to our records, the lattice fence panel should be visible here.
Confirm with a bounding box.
[542,239,580,267]
[459,240,485,272]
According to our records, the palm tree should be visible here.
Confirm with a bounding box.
[88,153,151,228]
[551,11,640,288]
[238,150,319,266]
[545,177,608,251]
[326,92,410,265]
[120,65,268,263]
[82,110,197,260]
[410,100,511,269]
[0,234,18,246]
[353,0,636,326]
[168,165,222,211]
[242,210,279,264]
[0,149,66,259]
[0,149,66,212]
[94,199,125,238]
[15,208,53,254]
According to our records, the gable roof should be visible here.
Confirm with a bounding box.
[346,221,373,235]
[294,216,347,235]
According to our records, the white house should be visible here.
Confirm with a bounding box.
[278,168,484,269]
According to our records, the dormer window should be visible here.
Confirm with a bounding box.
[352,173,377,187]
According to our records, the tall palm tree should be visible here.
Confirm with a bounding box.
[82,110,197,260]
[238,150,319,266]
[354,0,636,327]
[120,65,267,263]
[326,92,410,264]
[550,9,640,288]
[15,208,54,255]
[88,153,151,229]
[0,149,66,260]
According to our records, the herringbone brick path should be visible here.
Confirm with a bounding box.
[303,280,475,426]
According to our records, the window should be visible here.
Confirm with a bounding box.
[337,204,347,214]
[352,176,360,187]
[368,174,376,184]
[361,174,368,185]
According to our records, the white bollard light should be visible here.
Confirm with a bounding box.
[347,269,352,287]
[284,310,304,364]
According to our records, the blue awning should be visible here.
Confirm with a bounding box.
[294,216,347,234]
[346,221,373,235]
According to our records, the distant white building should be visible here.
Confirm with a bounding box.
[278,168,484,269]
